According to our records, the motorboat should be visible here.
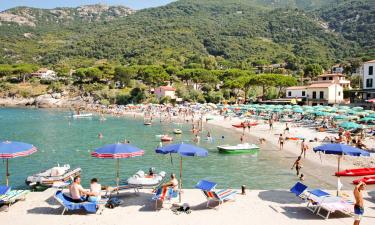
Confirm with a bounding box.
[173,129,182,134]
[126,170,166,187]
[144,122,152,126]
[72,113,93,118]
[25,164,81,187]
[161,135,173,142]
[217,143,260,154]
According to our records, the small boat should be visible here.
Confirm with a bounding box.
[25,164,81,187]
[217,143,260,154]
[173,129,182,134]
[353,176,375,185]
[335,167,375,177]
[144,122,152,126]
[126,170,166,187]
[232,122,258,128]
[161,135,173,142]
[72,113,93,118]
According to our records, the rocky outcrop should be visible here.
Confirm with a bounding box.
[0,93,94,108]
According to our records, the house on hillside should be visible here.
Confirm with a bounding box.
[154,86,176,99]
[286,83,343,105]
[30,68,57,81]
[331,64,344,74]
[314,73,351,89]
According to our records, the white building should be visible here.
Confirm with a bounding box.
[286,83,343,105]
[154,86,176,99]
[30,68,57,81]
[331,64,344,74]
[359,60,375,100]
[314,73,351,89]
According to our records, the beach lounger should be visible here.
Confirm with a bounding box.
[0,189,29,207]
[315,196,354,219]
[195,180,237,208]
[289,182,308,199]
[305,189,331,213]
[0,185,11,195]
[152,187,179,210]
[54,190,98,215]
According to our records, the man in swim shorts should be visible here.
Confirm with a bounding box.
[353,181,365,225]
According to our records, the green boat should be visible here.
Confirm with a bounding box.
[217,143,260,154]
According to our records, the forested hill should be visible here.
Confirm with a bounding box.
[0,0,373,69]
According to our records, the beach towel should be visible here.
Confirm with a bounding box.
[55,191,97,213]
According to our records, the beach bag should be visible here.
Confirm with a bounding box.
[105,197,122,209]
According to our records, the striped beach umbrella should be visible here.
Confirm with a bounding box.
[0,141,37,186]
[91,143,144,190]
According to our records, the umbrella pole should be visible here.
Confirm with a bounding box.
[116,158,120,195]
[179,157,182,203]
[337,156,341,196]
[6,159,9,186]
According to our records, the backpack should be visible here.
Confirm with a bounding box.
[105,197,123,209]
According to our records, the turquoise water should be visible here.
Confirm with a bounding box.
[0,108,301,189]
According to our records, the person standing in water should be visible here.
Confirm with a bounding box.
[353,182,366,225]
[278,134,285,150]
[291,156,302,176]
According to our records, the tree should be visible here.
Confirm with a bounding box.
[114,66,137,87]
[304,64,323,78]
[139,66,169,87]
[274,75,298,97]
[12,64,38,83]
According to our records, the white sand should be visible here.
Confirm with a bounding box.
[1,188,375,225]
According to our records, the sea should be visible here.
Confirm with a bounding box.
[0,108,320,189]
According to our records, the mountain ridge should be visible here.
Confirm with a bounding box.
[0,0,373,68]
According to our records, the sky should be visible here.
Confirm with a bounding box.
[0,0,176,11]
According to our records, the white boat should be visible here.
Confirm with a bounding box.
[25,164,82,187]
[127,170,166,187]
[72,113,93,118]
[217,143,260,154]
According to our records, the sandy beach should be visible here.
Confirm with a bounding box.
[1,188,375,225]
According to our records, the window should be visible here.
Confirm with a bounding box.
[338,91,341,96]
[319,91,324,99]
[369,66,374,75]
[329,77,333,80]
[312,91,316,99]
[322,77,327,80]
[288,91,292,97]
[302,91,305,96]
[366,79,373,88]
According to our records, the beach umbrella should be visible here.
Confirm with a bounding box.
[313,144,370,195]
[91,143,144,190]
[333,115,348,120]
[359,117,375,123]
[155,143,208,202]
[0,141,37,186]
[293,108,304,113]
[352,107,364,111]
[369,114,375,118]
[339,121,361,129]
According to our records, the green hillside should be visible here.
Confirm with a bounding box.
[0,0,373,68]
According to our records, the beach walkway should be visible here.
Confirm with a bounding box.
[1,188,375,225]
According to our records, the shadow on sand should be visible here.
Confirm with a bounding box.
[258,190,302,204]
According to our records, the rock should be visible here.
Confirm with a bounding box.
[35,94,61,108]
[51,93,62,99]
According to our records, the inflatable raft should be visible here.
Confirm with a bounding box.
[127,170,166,187]
[25,164,81,187]
[353,176,375,185]
[161,135,173,142]
[335,168,375,177]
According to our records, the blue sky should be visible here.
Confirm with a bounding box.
[0,0,176,11]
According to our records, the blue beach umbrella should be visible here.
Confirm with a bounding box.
[91,143,144,189]
[339,121,361,129]
[156,143,208,202]
[0,141,37,186]
[313,144,370,195]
